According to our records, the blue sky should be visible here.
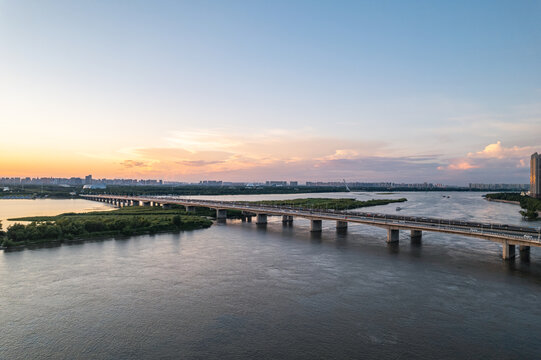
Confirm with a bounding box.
[0,0,540,184]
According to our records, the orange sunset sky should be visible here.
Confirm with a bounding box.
[1,1,540,184]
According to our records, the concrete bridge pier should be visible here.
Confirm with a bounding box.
[140,201,151,207]
[311,220,322,232]
[256,214,267,224]
[502,242,516,260]
[387,228,399,243]
[411,230,422,241]
[185,206,196,213]
[282,215,293,223]
[336,221,348,230]
[519,245,530,259]
[216,209,227,220]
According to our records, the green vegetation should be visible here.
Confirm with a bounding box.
[1,183,494,200]
[0,185,349,199]
[83,185,347,196]
[0,221,4,243]
[1,206,212,248]
[485,193,540,220]
[484,193,522,202]
[248,197,407,210]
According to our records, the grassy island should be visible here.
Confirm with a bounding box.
[0,206,213,249]
[247,197,407,210]
[485,193,541,220]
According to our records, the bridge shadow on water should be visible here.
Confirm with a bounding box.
[225,218,541,284]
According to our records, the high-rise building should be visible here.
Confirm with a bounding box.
[85,174,92,185]
[531,153,541,199]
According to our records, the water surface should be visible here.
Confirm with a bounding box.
[0,199,113,227]
[1,193,540,359]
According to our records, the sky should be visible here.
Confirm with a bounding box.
[0,0,540,185]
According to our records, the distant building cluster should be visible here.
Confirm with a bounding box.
[469,183,530,191]
[306,181,447,189]
[0,176,467,189]
[0,176,163,187]
[265,181,288,186]
[199,180,223,186]
[0,177,89,186]
[2,165,540,194]
[199,180,299,187]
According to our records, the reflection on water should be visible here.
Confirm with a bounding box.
[1,193,541,359]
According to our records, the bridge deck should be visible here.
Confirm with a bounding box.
[82,195,541,248]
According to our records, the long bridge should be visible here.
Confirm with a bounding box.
[81,194,541,261]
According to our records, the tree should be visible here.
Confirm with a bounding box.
[520,209,539,220]
[172,215,182,228]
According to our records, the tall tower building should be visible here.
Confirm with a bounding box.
[85,174,93,185]
[531,153,541,198]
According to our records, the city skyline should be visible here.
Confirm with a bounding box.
[1,1,540,184]
[0,174,531,191]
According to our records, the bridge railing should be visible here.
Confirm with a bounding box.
[82,195,541,240]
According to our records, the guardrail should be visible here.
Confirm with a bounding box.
[81,195,541,244]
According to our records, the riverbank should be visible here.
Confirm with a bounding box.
[485,198,520,205]
[484,193,541,220]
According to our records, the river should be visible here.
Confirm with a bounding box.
[0,198,114,227]
[1,192,540,359]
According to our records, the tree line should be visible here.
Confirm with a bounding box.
[1,207,212,248]
[485,193,540,220]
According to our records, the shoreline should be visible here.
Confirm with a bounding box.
[0,224,214,251]
[485,197,541,217]
[485,198,520,205]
